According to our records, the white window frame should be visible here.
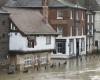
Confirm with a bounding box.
[24,57,32,67]
[57,26,63,34]
[87,25,90,35]
[92,15,94,23]
[57,10,63,19]
[82,12,84,20]
[70,26,72,36]
[82,26,83,35]
[76,11,79,20]
[46,36,51,45]
[87,15,89,23]
[76,27,79,36]
[69,39,74,54]
[70,10,73,19]
[81,38,85,51]
[40,57,47,64]
[91,25,94,35]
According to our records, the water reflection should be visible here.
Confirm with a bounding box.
[1,54,100,80]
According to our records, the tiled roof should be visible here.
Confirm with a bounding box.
[4,8,57,35]
[5,0,86,9]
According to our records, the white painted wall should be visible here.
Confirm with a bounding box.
[9,32,56,51]
[94,11,100,49]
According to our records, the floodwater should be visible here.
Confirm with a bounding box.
[1,54,100,80]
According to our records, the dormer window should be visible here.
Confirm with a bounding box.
[57,10,63,19]
[10,23,16,30]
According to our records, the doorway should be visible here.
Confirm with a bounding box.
[76,39,79,57]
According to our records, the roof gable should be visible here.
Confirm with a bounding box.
[5,8,57,35]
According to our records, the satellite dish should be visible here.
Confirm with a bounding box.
[0,0,8,7]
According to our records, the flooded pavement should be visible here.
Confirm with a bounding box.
[1,54,100,80]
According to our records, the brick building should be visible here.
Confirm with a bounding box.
[5,0,87,58]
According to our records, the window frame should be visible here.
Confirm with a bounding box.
[57,10,63,19]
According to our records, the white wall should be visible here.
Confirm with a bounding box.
[9,32,56,51]
[94,11,100,49]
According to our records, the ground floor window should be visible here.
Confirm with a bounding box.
[56,39,66,54]
[81,38,85,51]
[95,40,98,47]
[40,57,47,64]
[24,57,32,67]
[69,39,74,54]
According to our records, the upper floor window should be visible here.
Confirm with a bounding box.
[82,12,84,20]
[92,15,94,23]
[57,26,63,34]
[87,15,89,23]
[76,11,79,20]
[57,10,63,19]
[70,10,73,19]
[46,36,51,45]
[70,26,72,36]
[2,21,6,25]
[10,23,16,30]
[28,40,35,48]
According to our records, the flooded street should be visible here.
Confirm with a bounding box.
[1,54,100,80]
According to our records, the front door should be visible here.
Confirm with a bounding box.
[76,39,79,57]
[56,39,66,54]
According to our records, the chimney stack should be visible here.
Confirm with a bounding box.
[42,0,49,24]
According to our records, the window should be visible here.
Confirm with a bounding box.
[24,57,32,67]
[57,26,63,34]
[87,25,89,35]
[69,39,74,54]
[76,27,79,36]
[76,11,79,20]
[95,41,98,47]
[46,36,51,44]
[28,40,35,48]
[57,10,63,19]
[40,57,47,64]
[92,15,94,23]
[82,12,84,20]
[2,21,6,25]
[70,10,73,19]
[87,15,89,23]
[81,38,85,51]
[70,26,72,36]
[2,33,5,38]
[56,40,66,54]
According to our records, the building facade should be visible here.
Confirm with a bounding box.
[5,0,87,58]
[5,8,57,71]
[0,9,9,65]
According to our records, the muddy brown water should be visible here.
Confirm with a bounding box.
[0,54,100,80]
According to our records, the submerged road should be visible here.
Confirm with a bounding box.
[0,54,100,80]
